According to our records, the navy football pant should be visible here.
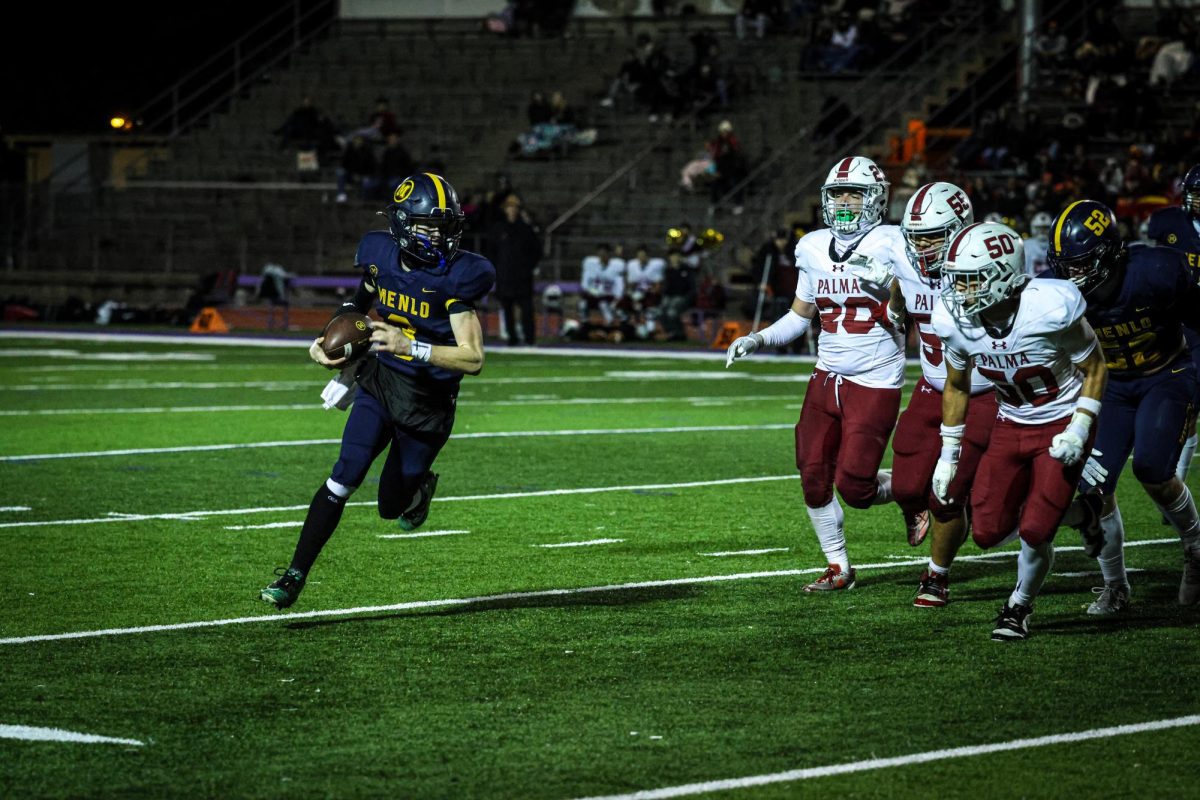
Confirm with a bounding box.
[330,389,451,518]
[1090,359,1197,494]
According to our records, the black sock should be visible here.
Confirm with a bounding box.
[289,482,348,575]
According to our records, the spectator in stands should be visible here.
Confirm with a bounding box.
[335,135,381,203]
[1034,18,1068,69]
[708,119,748,214]
[380,133,417,198]
[485,194,543,346]
[821,13,864,74]
[255,262,292,330]
[736,0,780,40]
[275,95,323,150]
[527,91,552,126]
[660,248,698,342]
[599,47,644,110]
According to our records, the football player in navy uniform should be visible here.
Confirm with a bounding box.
[1147,164,1200,484]
[1053,200,1200,613]
[262,173,496,609]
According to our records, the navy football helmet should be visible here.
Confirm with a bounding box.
[1047,200,1123,296]
[385,173,465,269]
[1184,164,1200,221]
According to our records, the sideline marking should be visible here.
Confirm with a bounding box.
[0,424,793,463]
[0,539,1176,646]
[700,548,790,557]
[566,715,1200,800]
[379,530,470,539]
[0,724,144,746]
[535,538,624,548]
[0,475,799,530]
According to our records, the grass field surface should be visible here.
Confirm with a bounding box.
[1,332,1197,799]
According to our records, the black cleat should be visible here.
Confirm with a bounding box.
[398,471,439,532]
[261,567,306,610]
[991,602,1033,641]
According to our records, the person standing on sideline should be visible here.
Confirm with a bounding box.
[261,173,495,610]
[485,194,543,346]
[726,155,908,592]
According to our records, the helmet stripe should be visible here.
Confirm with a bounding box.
[909,183,933,222]
[425,173,447,211]
[948,222,982,261]
[836,157,854,179]
[1054,200,1086,254]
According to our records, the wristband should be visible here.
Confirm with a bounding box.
[410,339,433,362]
[939,423,965,463]
[1075,397,1102,417]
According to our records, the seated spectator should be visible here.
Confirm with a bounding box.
[380,133,416,197]
[680,149,716,193]
[512,91,597,158]
[599,47,644,110]
[335,135,381,203]
[821,13,864,74]
[660,249,699,342]
[708,120,749,214]
[624,245,666,340]
[1034,19,1068,69]
[350,97,400,144]
[275,95,322,150]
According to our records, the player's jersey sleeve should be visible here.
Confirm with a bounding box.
[932,303,970,370]
[448,253,496,313]
[1146,209,1169,245]
[794,235,819,302]
[1045,281,1094,363]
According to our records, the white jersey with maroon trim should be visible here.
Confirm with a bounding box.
[627,257,665,293]
[933,278,1095,425]
[795,225,907,388]
[893,256,991,393]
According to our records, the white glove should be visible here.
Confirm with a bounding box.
[887,304,906,331]
[1049,419,1089,466]
[320,366,358,410]
[1081,448,1108,487]
[725,333,761,368]
[845,252,893,285]
[932,422,965,504]
[931,459,958,505]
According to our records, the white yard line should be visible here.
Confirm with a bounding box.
[0,475,800,531]
[0,506,31,512]
[379,530,470,539]
[223,521,305,531]
[0,424,793,462]
[700,548,790,557]
[535,539,624,548]
[566,715,1200,800]
[0,538,1177,647]
[0,724,144,746]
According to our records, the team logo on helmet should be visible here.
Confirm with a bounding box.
[368,264,379,277]
[1168,233,1178,244]
[394,180,415,203]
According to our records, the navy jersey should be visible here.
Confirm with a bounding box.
[355,231,495,388]
[1083,243,1200,379]
[1147,206,1200,271]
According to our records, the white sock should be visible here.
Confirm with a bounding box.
[927,559,949,576]
[1009,539,1054,608]
[1097,506,1128,588]
[1157,484,1200,547]
[873,470,893,505]
[1177,433,1197,482]
[807,496,849,571]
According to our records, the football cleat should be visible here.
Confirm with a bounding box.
[991,602,1033,641]
[913,569,949,607]
[804,564,856,592]
[398,471,439,532]
[1180,544,1200,606]
[1086,583,1130,616]
[907,509,930,547]
[261,567,306,610]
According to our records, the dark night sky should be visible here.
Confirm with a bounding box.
[3,3,280,135]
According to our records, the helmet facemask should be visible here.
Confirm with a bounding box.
[389,207,464,269]
[903,225,959,278]
[941,261,1027,318]
[1186,187,1200,221]
[1048,242,1114,296]
[822,184,885,235]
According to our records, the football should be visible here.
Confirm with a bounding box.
[321,312,374,362]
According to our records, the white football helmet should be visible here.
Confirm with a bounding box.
[1030,211,1053,241]
[820,156,889,235]
[901,182,974,277]
[941,221,1028,318]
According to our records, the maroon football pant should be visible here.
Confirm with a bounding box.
[969,416,1092,548]
[795,369,901,509]
[891,377,998,522]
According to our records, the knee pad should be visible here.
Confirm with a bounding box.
[1131,456,1174,487]
[835,473,877,510]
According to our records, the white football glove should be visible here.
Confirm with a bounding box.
[1081,448,1108,488]
[845,252,893,285]
[725,334,761,368]
[887,304,906,331]
[1049,427,1087,466]
[931,459,958,505]
[320,365,358,411]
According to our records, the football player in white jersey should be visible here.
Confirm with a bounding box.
[726,155,908,591]
[889,182,997,607]
[624,245,666,339]
[933,221,1107,640]
[1023,211,1053,276]
[578,243,623,327]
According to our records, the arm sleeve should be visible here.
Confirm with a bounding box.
[331,276,376,319]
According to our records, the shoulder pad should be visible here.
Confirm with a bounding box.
[449,251,497,306]
[355,231,395,270]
